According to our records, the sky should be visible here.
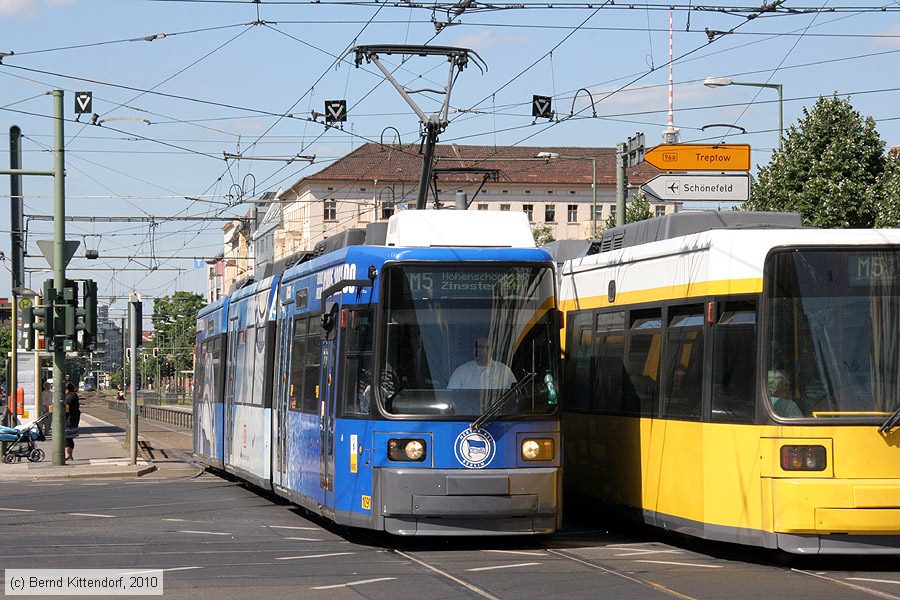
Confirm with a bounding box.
[1,0,899,314]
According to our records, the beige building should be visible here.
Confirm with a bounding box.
[215,143,672,295]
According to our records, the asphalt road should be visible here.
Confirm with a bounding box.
[2,470,899,600]
[2,402,897,599]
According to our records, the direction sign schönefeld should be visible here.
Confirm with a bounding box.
[642,174,750,202]
[644,144,751,172]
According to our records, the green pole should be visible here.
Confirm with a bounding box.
[50,90,66,466]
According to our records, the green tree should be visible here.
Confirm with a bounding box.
[151,292,204,391]
[532,224,555,246]
[746,96,885,228]
[0,323,10,385]
[872,148,900,228]
[604,191,653,229]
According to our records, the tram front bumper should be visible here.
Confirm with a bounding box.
[376,467,559,535]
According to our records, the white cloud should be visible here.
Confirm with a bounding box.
[449,30,527,52]
[873,25,900,49]
[0,0,75,18]
[585,82,712,116]
[0,0,37,17]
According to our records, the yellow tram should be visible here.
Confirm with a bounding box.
[559,212,900,554]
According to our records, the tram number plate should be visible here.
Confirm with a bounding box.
[361,495,372,511]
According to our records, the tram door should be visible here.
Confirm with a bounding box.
[319,314,339,509]
[223,316,240,466]
[273,306,291,489]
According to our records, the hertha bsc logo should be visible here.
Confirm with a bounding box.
[454,428,496,469]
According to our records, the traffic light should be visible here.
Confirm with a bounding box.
[33,280,56,351]
[82,279,98,351]
[62,281,78,352]
[22,303,35,351]
[153,347,159,358]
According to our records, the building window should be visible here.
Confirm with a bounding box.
[502,190,509,194]
[324,200,337,221]
[655,205,667,217]
[547,190,554,195]
[545,204,555,222]
[477,203,488,211]
[522,204,534,221]
[500,204,510,212]
[381,203,395,220]
[590,205,598,221]
[525,190,532,195]
[568,204,578,222]
[570,190,576,195]
[609,205,617,221]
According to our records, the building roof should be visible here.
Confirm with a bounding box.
[302,143,660,187]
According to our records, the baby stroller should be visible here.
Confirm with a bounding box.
[1,412,51,464]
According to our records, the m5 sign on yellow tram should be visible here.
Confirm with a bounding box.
[644,144,751,172]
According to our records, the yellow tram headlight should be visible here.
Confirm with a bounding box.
[388,438,427,462]
[780,445,827,471]
[521,438,554,461]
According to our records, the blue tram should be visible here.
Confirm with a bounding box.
[194,211,562,535]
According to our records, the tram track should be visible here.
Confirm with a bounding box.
[793,569,900,600]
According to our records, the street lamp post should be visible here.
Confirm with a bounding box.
[704,76,784,149]
[536,152,598,238]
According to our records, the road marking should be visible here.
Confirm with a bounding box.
[483,549,546,556]
[284,537,322,542]
[266,525,319,530]
[275,552,355,561]
[616,549,684,556]
[69,512,115,518]
[848,579,900,586]
[178,530,231,536]
[0,508,35,512]
[311,577,395,590]
[120,567,202,575]
[796,570,900,600]
[635,560,722,569]
[392,548,500,600]
[546,549,700,600]
[467,562,541,572]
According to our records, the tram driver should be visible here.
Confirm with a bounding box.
[768,369,803,417]
[448,336,516,391]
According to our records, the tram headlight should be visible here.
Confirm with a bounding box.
[521,438,554,461]
[388,438,427,462]
[780,445,827,471]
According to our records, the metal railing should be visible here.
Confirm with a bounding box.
[108,399,192,429]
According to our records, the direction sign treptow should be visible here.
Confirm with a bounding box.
[644,144,750,172]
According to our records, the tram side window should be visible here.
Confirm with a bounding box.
[624,309,661,416]
[194,340,207,400]
[564,311,593,412]
[288,318,307,412]
[663,306,704,420]
[344,309,374,416]
[302,319,322,414]
[711,301,756,423]
[593,311,625,414]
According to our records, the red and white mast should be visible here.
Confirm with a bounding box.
[663,9,680,144]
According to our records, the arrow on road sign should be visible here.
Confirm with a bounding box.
[75,92,92,114]
[642,174,750,202]
[325,100,347,124]
[532,95,553,119]
[643,143,750,172]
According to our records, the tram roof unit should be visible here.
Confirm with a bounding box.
[593,211,804,254]
[282,210,550,284]
[562,225,900,282]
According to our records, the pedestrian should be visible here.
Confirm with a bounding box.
[63,382,81,461]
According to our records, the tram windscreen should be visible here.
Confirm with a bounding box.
[379,264,558,418]
[765,249,900,419]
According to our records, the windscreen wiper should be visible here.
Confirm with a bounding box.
[878,404,900,433]
[470,371,536,430]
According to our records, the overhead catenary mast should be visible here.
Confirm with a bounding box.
[662,10,680,144]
